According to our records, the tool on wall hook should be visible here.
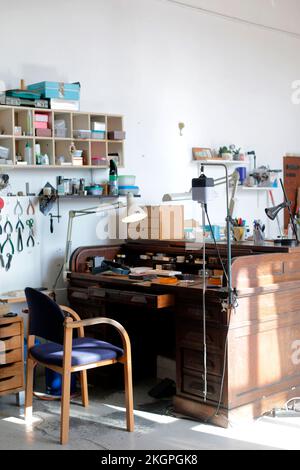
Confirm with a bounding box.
[1,217,15,270]
[16,218,25,253]
[14,200,23,217]
[27,198,35,215]
[49,213,61,234]
[49,197,61,234]
[26,219,35,248]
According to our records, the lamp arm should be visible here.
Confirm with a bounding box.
[62,202,124,280]
[200,162,234,307]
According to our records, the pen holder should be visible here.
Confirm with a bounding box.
[233,227,246,242]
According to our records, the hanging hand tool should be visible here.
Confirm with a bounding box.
[0,197,4,235]
[5,253,12,271]
[26,219,35,247]
[1,218,15,270]
[16,218,24,253]
[14,200,23,217]
[26,198,35,215]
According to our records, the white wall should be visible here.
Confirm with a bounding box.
[1,0,300,295]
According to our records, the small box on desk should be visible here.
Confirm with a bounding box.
[128,205,184,240]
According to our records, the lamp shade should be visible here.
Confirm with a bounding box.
[265,202,287,221]
[122,193,147,224]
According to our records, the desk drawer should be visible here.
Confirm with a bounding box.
[178,322,225,353]
[0,362,23,380]
[88,287,174,309]
[0,322,21,339]
[0,348,22,365]
[0,374,23,393]
[182,371,222,403]
[182,348,223,377]
[69,288,89,302]
[0,335,22,352]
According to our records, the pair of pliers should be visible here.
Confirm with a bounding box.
[1,218,14,271]
[26,218,35,247]
[16,218,25,253]
[27,199,35,216]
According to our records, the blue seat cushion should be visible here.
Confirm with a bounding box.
[29,337,124,367]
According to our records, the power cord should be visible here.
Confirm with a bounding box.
[202,205,236,424]
[204,206,228,282]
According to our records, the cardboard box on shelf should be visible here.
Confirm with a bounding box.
[128,205,184,241]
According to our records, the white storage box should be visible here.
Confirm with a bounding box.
[54,127,67,138]
[73,129,91,139]
[0,146,10,159]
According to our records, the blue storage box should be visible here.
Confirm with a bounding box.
[28,81,80,101]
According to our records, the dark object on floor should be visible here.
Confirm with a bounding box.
[148,378,176,399]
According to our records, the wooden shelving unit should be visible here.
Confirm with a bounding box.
[0,105,125,169]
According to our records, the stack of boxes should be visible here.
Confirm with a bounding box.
[128,205,184,241]
[35,113,51,137]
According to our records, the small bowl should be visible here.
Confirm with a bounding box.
[72,150,83,157]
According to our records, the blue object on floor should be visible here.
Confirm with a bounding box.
[45,368,77,397]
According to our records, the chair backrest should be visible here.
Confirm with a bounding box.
[25,288,65,344]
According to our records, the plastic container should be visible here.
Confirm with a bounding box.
[85,185,103,196]
[25,143,33,165]
[118,175,136,186]
[72,150,83,157]
[118,185,139,196]
[73,129,91,139]
[0,146,9,159]
[92,156,107,166]
[91,130,105,140]
[55,127,67,138]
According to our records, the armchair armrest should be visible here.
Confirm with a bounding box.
[64,317,131,359]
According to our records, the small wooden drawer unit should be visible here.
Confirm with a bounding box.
[0,316,24,396]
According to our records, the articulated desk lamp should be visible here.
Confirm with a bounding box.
[163,163,239,403]
[265,178,299,246]
[63,193,147,279]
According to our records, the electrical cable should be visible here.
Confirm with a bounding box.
[203,307,233,425]
[52,263,64,292]
[204,206,228,282]
[161,0,300,40]
[202,206,237,425]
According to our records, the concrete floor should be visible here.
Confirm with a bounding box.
[1,380,300,450]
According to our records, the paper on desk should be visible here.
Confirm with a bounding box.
[130,267,182,277]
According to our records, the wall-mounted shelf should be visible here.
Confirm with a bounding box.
[240,186,279,191]
[193,159,249,166]
[0,105,125,169]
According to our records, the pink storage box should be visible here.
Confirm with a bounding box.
[34,121,48,129]
[35,113,49,123]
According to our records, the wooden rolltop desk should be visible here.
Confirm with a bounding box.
[68,240,300,427]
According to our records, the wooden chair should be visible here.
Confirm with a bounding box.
[24,288,134,444]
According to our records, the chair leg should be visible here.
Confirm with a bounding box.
[25,357,35,421]
[124,360,134,432]
[80,370,89,407]
[60,369,71,445]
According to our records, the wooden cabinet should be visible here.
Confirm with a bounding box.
[0,105,125,169]
[0,316,24,396]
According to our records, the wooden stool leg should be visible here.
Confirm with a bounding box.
[80,370,89,407]
[25,357,35,421]
[124,360,134,432]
